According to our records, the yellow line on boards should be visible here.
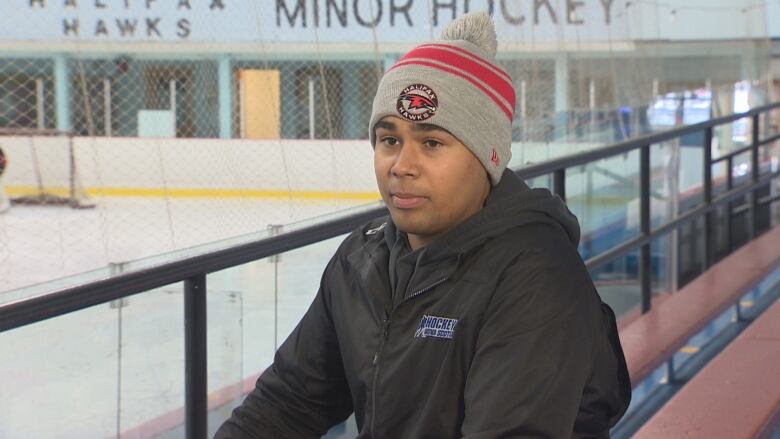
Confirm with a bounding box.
[6,186,382,201]
[6,186,71,197]
[679,346,700,354]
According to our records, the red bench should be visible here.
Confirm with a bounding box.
[619,224,780,385]
[633,297,780,438]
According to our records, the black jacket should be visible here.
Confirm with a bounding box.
[216,170,631,438]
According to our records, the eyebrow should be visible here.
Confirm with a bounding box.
[374,120,397,132]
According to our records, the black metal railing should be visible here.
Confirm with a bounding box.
[1,101,779,438]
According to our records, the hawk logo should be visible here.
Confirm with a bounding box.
[402,94,436,111]
[396,84,438,122]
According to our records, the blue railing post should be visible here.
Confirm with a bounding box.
[726,155,734,253]
[184,274,208,439]
[702,127,713,270]
[749,114,760,239]
[640,144,652,313]
[553,168,566,201]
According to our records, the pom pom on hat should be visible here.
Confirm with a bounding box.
[440,11,498,57]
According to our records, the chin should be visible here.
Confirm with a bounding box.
[389,211,423,234]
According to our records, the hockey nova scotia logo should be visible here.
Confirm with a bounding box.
[414,315,458,340]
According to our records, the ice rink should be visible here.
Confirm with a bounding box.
[0,195,378,295]
[0,196,377,438]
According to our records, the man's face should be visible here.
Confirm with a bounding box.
[373,116,491,250]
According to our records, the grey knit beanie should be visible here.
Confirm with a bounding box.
[369,11,515,186]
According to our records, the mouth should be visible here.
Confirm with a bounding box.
[390,192,426,209]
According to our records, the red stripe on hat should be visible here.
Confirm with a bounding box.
[390,59,513,121]
[418,43,513,83]
[395,57,514,117]
[398,46,515,110]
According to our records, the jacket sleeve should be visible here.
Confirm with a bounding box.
[461,246,630,439]
[214,257,353,438]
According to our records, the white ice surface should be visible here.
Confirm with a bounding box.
[0,197,377,438]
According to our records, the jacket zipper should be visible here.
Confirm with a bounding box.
[370,313,392,437]
[403,277,449,303]
[369,277,447,436]
[371,316,392,366]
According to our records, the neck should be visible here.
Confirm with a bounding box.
[407,233,430,251]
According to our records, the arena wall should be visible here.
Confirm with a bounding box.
[1,135,681,201]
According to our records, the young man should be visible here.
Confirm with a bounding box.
[217,11,630,438]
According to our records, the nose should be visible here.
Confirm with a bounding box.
[390,143,420,178]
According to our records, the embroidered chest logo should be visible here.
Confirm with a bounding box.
[365,222,386,235]
[396,83,438,122]
[414,315,458,340]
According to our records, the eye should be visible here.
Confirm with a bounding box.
[380,136,399,146]
[423,139,442,149]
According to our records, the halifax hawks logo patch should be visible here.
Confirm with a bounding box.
[396,84,438,122]
[414,314,458,340]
